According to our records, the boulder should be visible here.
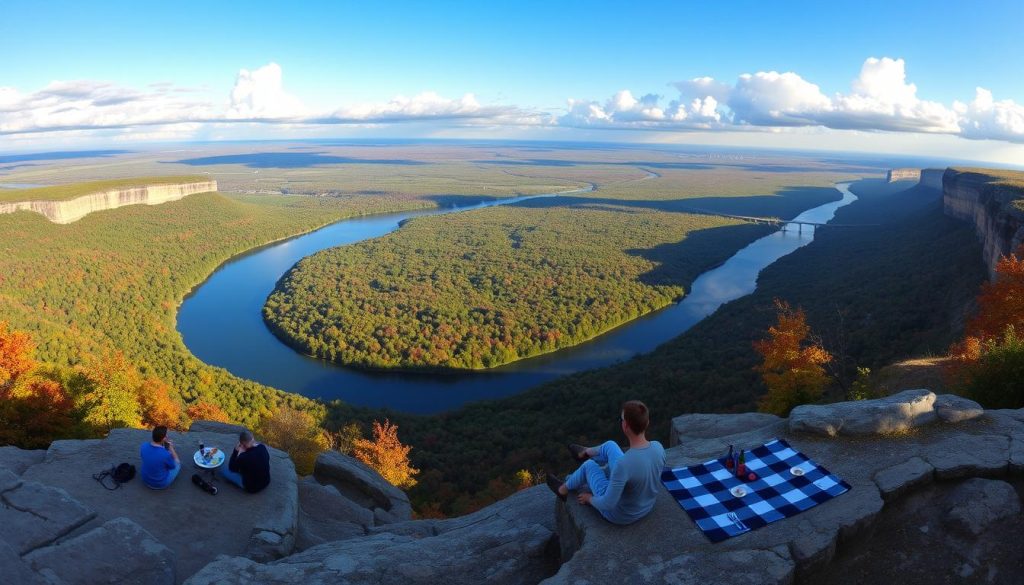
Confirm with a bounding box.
[313,452,412,522]
[20,427,298,580]
[943,478,1021,536]
[0,477,95,555]
[0,538,46,585]
[24,517,175,585]
[789,389,937,436]
[873,457,934,502]
[933,394,984,423]
[186,486,558,585]
[923,433,1010,479]
[0,446,46,475]
[295,478,372,551]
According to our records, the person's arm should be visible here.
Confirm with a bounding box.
[165,440,179,464]
[229,445,240,472]
[586,460,628,512]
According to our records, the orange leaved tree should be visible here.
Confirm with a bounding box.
[753,300,833,415]
[947,246,1024,406]
[353,419,419,489]
[0,322,76,448]
[186,400,231,424]
[138,377,185,429]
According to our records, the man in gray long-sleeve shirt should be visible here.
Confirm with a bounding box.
[547,400,666,525]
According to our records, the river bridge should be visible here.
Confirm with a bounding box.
[681,207,878,232]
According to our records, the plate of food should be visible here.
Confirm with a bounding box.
[730,486,747,498]
[194,448,225,467]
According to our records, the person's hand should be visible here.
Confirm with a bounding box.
[577,492,593,506]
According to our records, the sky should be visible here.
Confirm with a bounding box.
[2,0,1023,162]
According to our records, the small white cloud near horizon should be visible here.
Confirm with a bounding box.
[226,63,305,119]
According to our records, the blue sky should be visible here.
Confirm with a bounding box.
[2,0,1023,161]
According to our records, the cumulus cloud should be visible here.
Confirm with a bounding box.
[227,63,305,119]
[559,56,1024,144]
[0,62,537,137]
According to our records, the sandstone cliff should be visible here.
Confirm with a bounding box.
[886,168,921,183]
[942,168,1024,276]
[919,167,945,191]
[0,180,217,224]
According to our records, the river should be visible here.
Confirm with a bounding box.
[177,183,857,413]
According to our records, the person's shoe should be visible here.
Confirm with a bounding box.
[546,473,567,502]
[568,443,590,462]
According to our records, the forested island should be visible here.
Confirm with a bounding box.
[264,204,765,370]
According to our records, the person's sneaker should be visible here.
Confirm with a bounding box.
[568,443,590,462]
[546,473,567,502]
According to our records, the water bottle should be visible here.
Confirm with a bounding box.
[199,441,205,461]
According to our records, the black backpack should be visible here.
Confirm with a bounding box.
[93,463,136,490]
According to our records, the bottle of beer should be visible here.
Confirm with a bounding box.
[725,445,734,469]
[738,450,746,477]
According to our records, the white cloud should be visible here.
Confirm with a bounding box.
[227,63,304,119]
[557,56,1022,144]
[956,87,1024,142]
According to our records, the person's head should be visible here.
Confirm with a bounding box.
[152,426,168,443]
[620,400,650,437]
[239,430,255,448]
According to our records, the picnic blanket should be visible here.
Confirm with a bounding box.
[661,438,850,542]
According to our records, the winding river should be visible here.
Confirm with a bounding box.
[178,183,857,414]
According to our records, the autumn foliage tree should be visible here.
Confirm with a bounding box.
[0,322,76,448]
[948,246,1024,407]
[754,300,832,416]
[257,405,329,475]
[186,400,231,424]
[138,377,185,429]
[353,419,419,490]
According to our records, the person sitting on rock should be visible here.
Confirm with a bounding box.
[140,425,181,490]
[546,400,666,525]
[220,430,271,493]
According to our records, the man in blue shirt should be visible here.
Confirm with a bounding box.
[140,425,181,489]
[547,400,666,525]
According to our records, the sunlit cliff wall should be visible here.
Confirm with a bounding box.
[0,180,218,224]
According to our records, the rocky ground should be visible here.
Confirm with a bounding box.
[1,391,1022,584]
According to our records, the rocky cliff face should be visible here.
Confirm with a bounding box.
[0,180,217,224]
[919,168,945,191]
[886,168,921,182]
[942,169,1024,276]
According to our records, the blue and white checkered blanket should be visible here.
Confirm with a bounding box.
[661,438,850,542]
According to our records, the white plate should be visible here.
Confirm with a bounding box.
[790,466,805,476]
[730,486,747,498]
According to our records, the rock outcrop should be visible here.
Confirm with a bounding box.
[919,168,945,191]
[2,401,1021,584]
[549,398,1022,584]
[886,168,921,182]
[186,486,559,585]
[0,180,217,223]
[943,168,1024,276]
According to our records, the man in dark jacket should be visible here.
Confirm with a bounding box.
[220,430,271,493]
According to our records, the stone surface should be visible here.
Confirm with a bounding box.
[933,394,984,423]
[671,412,783,447]
[0,478,95,555]
[0,538,46,585]
[295,478,372,551]
[20,427,298,581]
[185,486,558,585]
[0,446,46,475]
[923,432,1010,479]
[313,451,412,522]
[943,478,1021,537]
[25,517,176,585]
[873,457,934,502]
[789,389,937,436]
[188,420,250,436]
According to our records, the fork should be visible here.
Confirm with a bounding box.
[727,512,748,531]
